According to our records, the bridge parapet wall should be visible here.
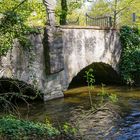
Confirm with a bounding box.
[61,26,121,84]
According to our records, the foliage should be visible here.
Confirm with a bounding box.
[98,84,118,103]
[60,122,78,139]
[84,68,95,90]
[0,115,60,140]
[0,10,30,55]
[119,26,140,85]
[89,0,140,27]
[89,0,111,17]
[0,0,46,56]
[84,68,95,108]
[55,0,83,25]
[119,0,140,26]
[54,0,140,26]
[84,68,118,109]
[0,115,80,140]
[108,93,118,103]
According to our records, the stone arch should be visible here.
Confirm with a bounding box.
[68,62,121,89]
[62,27,121,90]
[0,78,42,99]
[0,26,122,101]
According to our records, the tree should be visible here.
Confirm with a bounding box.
[120,0,140,26]
[55,0,84,25]
[0,0,46,55]
[89,0,110,17]
[60,0,68,25]
[110,0,136,27]
[43,0,57,26]
[89,0,139,27]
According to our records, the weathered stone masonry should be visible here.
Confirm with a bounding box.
[0,26,121,101]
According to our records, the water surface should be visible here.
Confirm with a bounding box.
[2,86,140,139]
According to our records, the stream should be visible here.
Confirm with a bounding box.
[1,85,140,139]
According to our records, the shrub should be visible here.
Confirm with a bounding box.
[0,115,80,140]
[0,0,46,56]
[0,115,60,140]
[119,26,140,85]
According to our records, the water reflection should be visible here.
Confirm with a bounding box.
[1,86,140,139]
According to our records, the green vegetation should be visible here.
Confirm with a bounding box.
[89,0,140,27]
[0,115,79,140]
[54,0,140,27]
[1,0,140,56]
[84,69,118,109]
[55,0,83,25]
[61,122,78,138]
[98,84,118,103]
[0,115,59,140]
[119,26,140,85]
[0,0,46,56]
[84,68,95,108]
[0,0,140,139]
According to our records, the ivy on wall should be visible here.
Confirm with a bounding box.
[0,0,46,56]
[119,26,140,85]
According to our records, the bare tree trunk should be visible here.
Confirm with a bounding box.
[113,0,117,28]
[43,0,57,26]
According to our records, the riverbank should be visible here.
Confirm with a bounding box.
[0,115,78,140]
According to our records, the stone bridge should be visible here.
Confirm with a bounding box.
[0,26,121,101]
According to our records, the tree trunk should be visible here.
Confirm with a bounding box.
[43,0,57,26]
[113,0,118,28]
[60,0,68,25]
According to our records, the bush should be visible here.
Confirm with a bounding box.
[0,115,60,140]
[119,26,140,85]
[0,115,80,140]
[0,0,46,56]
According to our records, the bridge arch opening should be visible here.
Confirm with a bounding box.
[0,78,42,101]
[68,62,121,89]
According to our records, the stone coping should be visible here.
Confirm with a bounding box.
[60,25,117,30]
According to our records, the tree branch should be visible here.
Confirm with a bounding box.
[116,0,135,15]
[12,0,28,12]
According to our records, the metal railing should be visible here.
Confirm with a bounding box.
[85,13,112,27]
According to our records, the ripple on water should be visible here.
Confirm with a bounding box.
[1,86,140,139]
